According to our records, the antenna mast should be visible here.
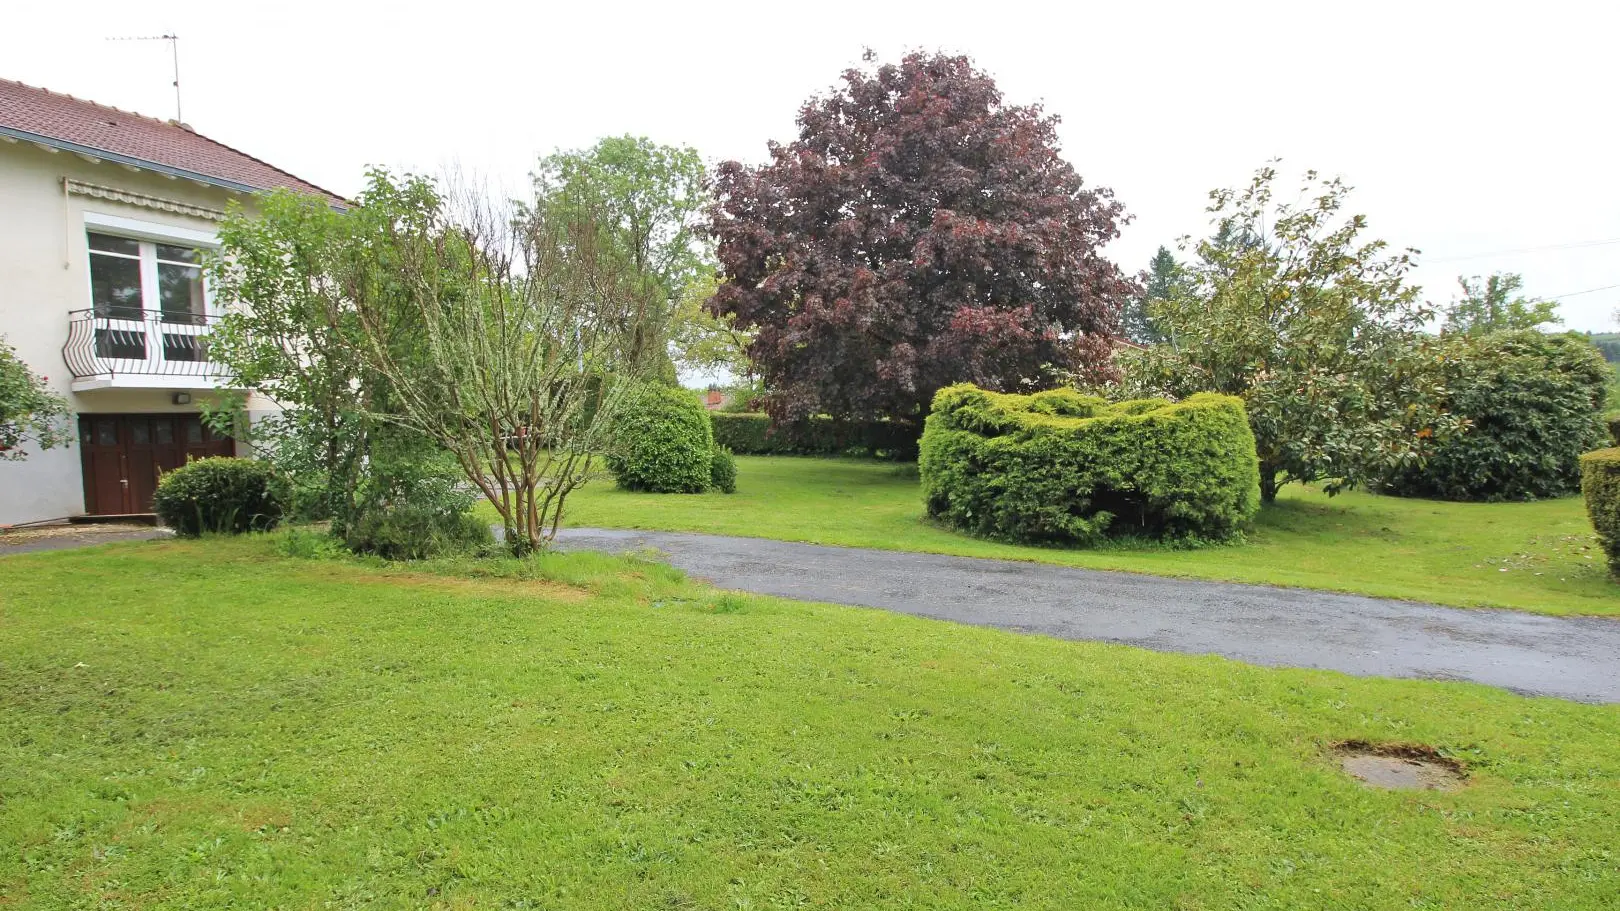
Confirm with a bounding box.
[107,34,182,122]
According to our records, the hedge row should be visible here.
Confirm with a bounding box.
[710,412,919,459]
[1582,448,1620,577]
[919,384,1260,546]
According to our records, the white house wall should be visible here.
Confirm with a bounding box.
[0,141,275,525]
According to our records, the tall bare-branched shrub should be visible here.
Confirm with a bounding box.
[348,175,663,554]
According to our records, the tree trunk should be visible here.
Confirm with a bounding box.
[1259,471,1279,505]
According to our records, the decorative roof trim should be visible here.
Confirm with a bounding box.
[63,178,226,221]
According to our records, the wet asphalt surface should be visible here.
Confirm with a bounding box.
[557,528,1620,704]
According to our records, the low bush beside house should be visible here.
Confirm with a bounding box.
[609,384,715,493]
[1382,330,1610,501]
[152,457,284,536]
[1606,412,1620,447]
[1580,448,1620,577]
[919,384,1260,546]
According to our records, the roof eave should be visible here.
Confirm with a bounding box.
[0,124,348,211]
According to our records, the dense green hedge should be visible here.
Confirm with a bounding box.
[709,445,738,494]
[609,385,716,493]
[919,385,1260,546]
[153,457,284,536]
[1607,413,1620,448]
[710,413,919,459]
[1382,331,1610,501]
[1580,448,1620,577]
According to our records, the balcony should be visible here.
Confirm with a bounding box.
[63,308,226,391]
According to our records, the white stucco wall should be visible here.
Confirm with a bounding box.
[0,141,273,525]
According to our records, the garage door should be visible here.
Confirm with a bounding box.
[78,414,235,515]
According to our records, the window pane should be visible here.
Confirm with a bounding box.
[130,420,151,445]
[155,243,200,264]
[88,233,139,256]
[163,333,204,362]
[184,418,203,444]
[96,419,118,447]
[95,327,146,360]
[158,262,205,321]
[90,252,144,318]
[154,419,174,445]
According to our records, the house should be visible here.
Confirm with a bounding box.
[0,78,344,526]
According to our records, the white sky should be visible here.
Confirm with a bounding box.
[6,0,1618,329]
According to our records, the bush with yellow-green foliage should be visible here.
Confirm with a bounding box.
[919,384,1260,546]
[1580,448,1620,577]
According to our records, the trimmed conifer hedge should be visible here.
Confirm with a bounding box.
[919,384,1260,546]
[1580,447,1620,578]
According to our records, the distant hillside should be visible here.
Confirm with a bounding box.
[1591,332,1620,363]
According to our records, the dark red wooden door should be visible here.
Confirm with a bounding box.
[78,414,234,514]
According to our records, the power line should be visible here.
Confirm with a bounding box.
[1427,236,1620,263]
[1547,282,1620,301]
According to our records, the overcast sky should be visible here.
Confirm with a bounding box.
[6,0,1617,329]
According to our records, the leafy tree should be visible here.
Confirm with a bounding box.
[534,136,710,378]
[0,338,71,461]
[709,50,1130,430]
[668,273,755,384]
[1120,246,1183,344]
[1119,166,1456,503]
[1442,273,1561,334]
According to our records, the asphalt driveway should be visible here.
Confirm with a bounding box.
[557,528,1620,704]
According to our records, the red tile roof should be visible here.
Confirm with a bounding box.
[0,78,345,206]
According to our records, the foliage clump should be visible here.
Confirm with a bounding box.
[609,385,718,493]
[709,445,738,494]
[1382,331,1609,501]
[0,337,71,460]
[710,50,1129,432]
[153,458,284,536]
[1580,448,1620,578]
[919,384,1260,546]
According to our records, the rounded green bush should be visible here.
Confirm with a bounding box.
[710,444,738,494]
[1581,447,1620,578]
[608,384,715,493]
[1382,331,1610,501]
[152,457,284,536]
[343,504,493,560]
[919,384,1260,546]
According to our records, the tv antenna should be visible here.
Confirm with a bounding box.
[107,34,182,123]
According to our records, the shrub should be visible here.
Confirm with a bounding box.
[343,465,492,560]
[608,384,715,493]
[153,457,284,536]
[1382,331,1610,501]
[710,445,738,494]
[1580,448,1620,577]
[1607,413,1620,448]
[919,384,1260,546]
[343,504,493,561]
[709,412,919,460]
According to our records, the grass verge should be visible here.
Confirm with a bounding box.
[545,455,1620,616]
[1,536,1617,908]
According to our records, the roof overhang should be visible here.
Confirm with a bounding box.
[0,124,347,211]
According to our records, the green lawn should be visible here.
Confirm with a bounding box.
[2,537,1618,908]
[549,456,1620,616]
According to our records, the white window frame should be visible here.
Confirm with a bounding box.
[82,212,220,374]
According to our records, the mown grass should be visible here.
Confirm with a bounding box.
[2,536,1618,908]
[547,456,1620,616]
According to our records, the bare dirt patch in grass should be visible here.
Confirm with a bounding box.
[1335,740,1467,791]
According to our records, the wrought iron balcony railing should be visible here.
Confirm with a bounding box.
[63,307,223,381]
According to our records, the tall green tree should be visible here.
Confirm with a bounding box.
[533,136,711,379]
[1120,246,1182,344]
[1441,272,1561,334]
[0,338,71,461]
[1119,166,1456,503]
